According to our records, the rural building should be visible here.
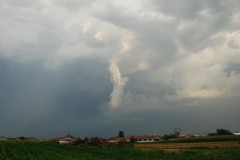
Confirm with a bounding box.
[179,133,192,138]
[233,132,240,135]
[130,135,162,143]
[107,135,162,143]
[6,136,40,141]
[107,137,127,143]
[0,136,7,141]
[49,136,77,144]
[58,137,77,144]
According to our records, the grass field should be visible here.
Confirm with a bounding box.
[0,137,240,160]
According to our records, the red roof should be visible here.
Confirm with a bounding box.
[107,135,161,143]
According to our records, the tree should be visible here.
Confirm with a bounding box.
[19,136,25,140]
[163,134,177,140]
[90,137,100,146]
[216,128,233,135]
[84,137,89,143]
[118,131,125,138]
[67,134,75,139]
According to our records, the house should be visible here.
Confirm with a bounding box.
[179,133,192,138]
[107,135,162,143]
[49,136,77,144]
[0,136,7,141]
[233,132,240,135]
[58,137,77,144]
[25,137,40,141]
[7,137,20,141]
[130,135,162,143]
[107,137,127,143]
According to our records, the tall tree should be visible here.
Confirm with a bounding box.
[216,128,233,135]
[118,131,125,138]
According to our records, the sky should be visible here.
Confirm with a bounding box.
[0,0,240,139]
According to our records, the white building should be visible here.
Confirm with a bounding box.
[107,135,162,143]
[233,132,240,135]
[129,135,162,143]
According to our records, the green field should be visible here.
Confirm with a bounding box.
[0,140,240,160]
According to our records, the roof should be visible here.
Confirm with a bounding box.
[59,137,77,142]
[127,135,161,140]
[107,137,127,143]
[233,132,240,135]
[49,136,77,143]
[107,135,162,143]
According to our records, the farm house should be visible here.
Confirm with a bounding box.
[107,135,162,143]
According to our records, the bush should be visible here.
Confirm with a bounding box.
[118,141,133,148]
[216,128,233,135]
[90,137,100,146]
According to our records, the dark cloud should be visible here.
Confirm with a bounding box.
[224,63,240,76]
[0,58,111,138]
[0,0,240,138]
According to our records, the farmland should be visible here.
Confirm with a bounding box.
[135,135,240,152]
[1,136,240,160]
[135,141,240,151]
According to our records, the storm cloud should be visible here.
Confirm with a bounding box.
[0,0,240,138]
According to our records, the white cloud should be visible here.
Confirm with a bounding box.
[109,58,128,109]
[82,18,92,34]
[136,61,151,71]
[176,89,223,99]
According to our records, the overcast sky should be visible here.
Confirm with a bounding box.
[0,0,240,139]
